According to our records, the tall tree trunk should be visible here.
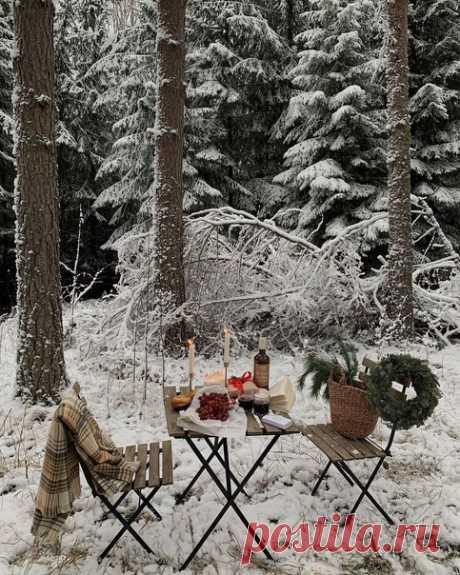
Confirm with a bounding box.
[14,0,67,402]
[386,0,414,339]
[153,0,187,350]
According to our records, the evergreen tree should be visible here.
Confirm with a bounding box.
[186,0,291,215]
[55,0,114,289]
[0,0,14,307]
[98,1,291,241]
[94,0,157,246]
[410,0,460,251]
[274,0,387,247]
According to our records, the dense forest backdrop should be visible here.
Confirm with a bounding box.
[0,0,459,315]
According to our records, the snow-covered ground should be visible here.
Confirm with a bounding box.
[0,304,459,575]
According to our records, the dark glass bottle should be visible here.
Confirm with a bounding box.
[253,336,270,389]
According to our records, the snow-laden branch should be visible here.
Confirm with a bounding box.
[95,205,460,352]
[187,206,320,253]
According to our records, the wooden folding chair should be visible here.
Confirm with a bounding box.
[77,441,173,562]
[303,358,403,525]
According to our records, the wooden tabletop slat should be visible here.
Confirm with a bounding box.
[246,413,264,435]
[134,443,148,489]
[162,440,173,485]
[149,442,160,487]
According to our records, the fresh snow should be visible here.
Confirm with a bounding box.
[0,304,459,574]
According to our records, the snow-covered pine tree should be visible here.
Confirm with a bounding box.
[98,1,291,237]
[0,0,14,307]
[410,0,460,251]
[271,0,309,46]
[274,0,387,247]
[0,0,12,195]
[186,0,291,215]
[94,0,157,246]
[55,0,114,282]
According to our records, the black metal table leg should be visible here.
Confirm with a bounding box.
[176,438,224,503]
[222,439,232,496]
[203,437,250,498]
[179,435,279,571]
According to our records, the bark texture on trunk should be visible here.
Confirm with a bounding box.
[153,0,187,350]
[14,0,67,402]
[386,0,414,339]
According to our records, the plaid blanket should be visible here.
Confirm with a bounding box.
[32,386,139,547]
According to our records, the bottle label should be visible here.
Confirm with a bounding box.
[254,363,269,388]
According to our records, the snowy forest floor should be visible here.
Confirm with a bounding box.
[0,302,459,575]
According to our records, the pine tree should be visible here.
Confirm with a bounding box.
[186,0,290,215]
[94,0,157,246]
[410,0,460,251]
[55,0,114,285]
[98,1,290,239]
[274,0,387,246]
[0,0,14,306]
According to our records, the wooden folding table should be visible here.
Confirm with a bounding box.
[164,386,300,570]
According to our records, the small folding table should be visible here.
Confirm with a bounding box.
[163,386,300,571]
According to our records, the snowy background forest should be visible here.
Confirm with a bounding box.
[0,0,459,346]
[0,0,460,574]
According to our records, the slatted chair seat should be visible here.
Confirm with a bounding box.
[303,424,386,462]
[303,357,402,525]
[77,439,173,562]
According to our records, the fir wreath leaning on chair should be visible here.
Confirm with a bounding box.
[366,354,441,430]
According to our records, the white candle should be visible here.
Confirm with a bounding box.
[187,339,195,379]
[223,326,230,365]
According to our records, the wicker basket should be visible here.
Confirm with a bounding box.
[328,378,378,439]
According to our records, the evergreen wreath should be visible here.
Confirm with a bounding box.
[367,354,441,430]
